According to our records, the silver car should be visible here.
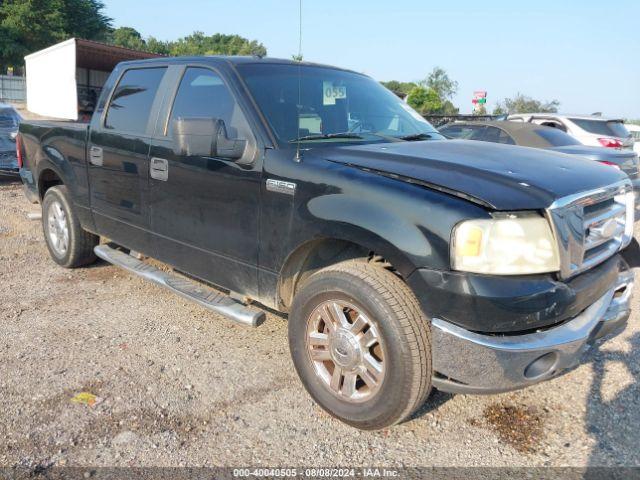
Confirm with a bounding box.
[507,113,634,150]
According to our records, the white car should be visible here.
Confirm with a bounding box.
[507,113,634,150]
[625,123,640,156]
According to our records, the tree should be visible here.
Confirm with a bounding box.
[407,86,442,114]
[384,67,459,114]
[473,104,487,115]
[421,67,458,101]
[110,26,146,51]
[495,93,560,114]
[381,80,417,96]
[168,32,266,57]
[440,99,459,116]
[0,0,112,69]
[492,105,505,115]
[108,28,268,57]
[61,0,111,41]
[145,36,171,56]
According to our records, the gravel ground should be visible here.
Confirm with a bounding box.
[0,176,638,469]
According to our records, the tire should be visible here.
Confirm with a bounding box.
[42,185,98,268]
[289,260,432,430]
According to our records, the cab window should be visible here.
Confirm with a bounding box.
[166,67,250,140]
[105,67,166,133]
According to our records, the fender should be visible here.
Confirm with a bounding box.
[295,164,490,275]
[305,193,434,277]
[32,127,94,231]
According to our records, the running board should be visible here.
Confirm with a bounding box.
[94,244,265,327]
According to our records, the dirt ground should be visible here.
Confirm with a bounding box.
[0,176,639,469]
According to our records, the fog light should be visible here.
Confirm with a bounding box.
[524,352,558,379]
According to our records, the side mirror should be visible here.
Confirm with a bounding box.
[216,122,247,160]
[172,117,246,160]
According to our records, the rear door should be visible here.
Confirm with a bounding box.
[147,65,263,297]
[88,66,168,254]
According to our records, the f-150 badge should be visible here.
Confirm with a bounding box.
[266,179,296,195]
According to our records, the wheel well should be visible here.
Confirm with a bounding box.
[277,238,397,311]
[38,169,63,200]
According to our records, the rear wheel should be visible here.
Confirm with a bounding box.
[289,260,432,430]
[42,185,98,268]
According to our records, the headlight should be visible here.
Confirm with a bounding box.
[452,213,560,275]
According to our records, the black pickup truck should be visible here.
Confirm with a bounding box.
[17,56,636,430]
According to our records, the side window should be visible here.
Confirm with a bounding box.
[441,125,484,140]
[540,120,567,132]
[468,126,487,140]
[439,125,464,138]
[498,129,515,145]
[105,68,166,133]
[481,127,503,143]
[167,67,246,137]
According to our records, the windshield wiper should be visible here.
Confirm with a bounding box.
[398,133,434,141]
[290,132,364,142]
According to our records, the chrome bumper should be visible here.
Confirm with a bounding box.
[431,269,635,394]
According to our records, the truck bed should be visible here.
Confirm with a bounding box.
[19,119,91,205]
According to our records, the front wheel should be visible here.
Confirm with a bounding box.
[289,260,432,430]
[42,185,99,268]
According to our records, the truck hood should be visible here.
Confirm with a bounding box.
[319,140,627,210]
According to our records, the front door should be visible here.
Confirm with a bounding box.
[88,66,168,254]
[148,66,262,298]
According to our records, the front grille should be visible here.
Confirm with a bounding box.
[619,153,639,177]
[547,181,633,279]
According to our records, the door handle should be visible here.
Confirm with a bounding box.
[89,146,103,166]
[150,157,168,181]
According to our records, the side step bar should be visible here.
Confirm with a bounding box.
[94,244,265,327]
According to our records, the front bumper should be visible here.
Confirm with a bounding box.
[431,268,634,394]
[0,151,17,171]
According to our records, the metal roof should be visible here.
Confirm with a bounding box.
[25,38,162,72]
[75,38,162,71]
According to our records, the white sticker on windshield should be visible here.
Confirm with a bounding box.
[323,81,347,105]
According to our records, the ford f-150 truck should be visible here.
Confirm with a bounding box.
[17,56,636,430]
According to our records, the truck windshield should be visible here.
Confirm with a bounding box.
[236,63,443,146]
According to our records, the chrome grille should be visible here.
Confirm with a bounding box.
[547,180,634,279]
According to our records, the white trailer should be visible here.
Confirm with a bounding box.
[25,38,159,121]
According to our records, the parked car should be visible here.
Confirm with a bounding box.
[507,113,634,150]
[626,123,640,156]
[0,103,21,175]
[17,57,636,430]
[439,120,640,213]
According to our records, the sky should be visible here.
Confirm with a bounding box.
[103,0,640,118]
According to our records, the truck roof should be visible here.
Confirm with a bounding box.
[116,55,362,75]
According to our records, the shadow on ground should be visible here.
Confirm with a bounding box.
[0,174,20,185]
[585,330,640,468]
